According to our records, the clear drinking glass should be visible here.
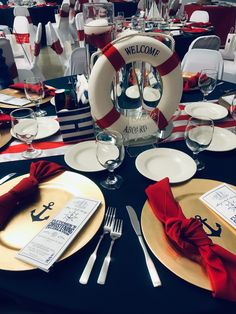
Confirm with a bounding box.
[83,3,114,75]
[230,95,236,133]
[24,77,47,117]
[198,69,218,102]
[96,129,125,190]
[10,108,41,159]
[184,116,214,171]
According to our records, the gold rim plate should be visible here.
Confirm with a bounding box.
[0,171,105,271]
[0,87,53,109]
[0,127,12,149]
[141,179,236,290]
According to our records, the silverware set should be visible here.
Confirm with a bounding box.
[79,207,123,285]
[0,173,17,185]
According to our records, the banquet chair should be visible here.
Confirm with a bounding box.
[219,32,236,61]
[64,47,87,76]
[75,12,84,47]
[46,21,68,71]
[12,16,32,63]
[188,35,221,51]
[189,10,209,23]
[68,0,78,43]
[0,38,19,83]
[181,48,224,79]
[51,2,74,45]
[13,6,36,44]
[15,23,45,81]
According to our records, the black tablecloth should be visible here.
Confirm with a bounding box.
[0,77,235,314]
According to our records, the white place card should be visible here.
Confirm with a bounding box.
[16,197,101,271]
[200,184,236,229]
[0,93,31,106]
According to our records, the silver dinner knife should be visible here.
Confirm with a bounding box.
[126,205,162,287]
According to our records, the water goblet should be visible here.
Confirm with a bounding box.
[198,69,218,102]
[184,116,214,171]
[10,108,41,159]
[24,77,47,117]
[230,95,236,133]
[96,129,125,190]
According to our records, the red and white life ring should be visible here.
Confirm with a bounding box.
[88,33,183,137]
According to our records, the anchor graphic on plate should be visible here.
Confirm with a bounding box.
[195,214,222,237]
[31,202,55,222]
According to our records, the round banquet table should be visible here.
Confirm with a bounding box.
[184,3,236,45]
[0,77,235,313]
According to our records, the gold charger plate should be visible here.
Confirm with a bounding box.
[0,127,12,149]
[141,179,236,290]
[0,86,53,109]
[0,171,105,271]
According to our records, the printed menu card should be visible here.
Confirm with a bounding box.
[200,184,236,229]
[16,197,101,271]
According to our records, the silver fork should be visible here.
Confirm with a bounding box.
[79,206,116,284]
[97,219,123,285]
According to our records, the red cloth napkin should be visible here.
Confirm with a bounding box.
[189,22,211,28]
[0,113,11,127]
[0,160,65,230]
[9,83,56,97]
[145,177,236,302]
[181,27,208,33]
[183,72,200,91]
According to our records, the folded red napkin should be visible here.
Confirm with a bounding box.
[183,72,200,91]
[145,177,236,302]
[189,22,211,28]
[181,27,208,33]
[9,83,56,97]
[0,113,11,127]
[172,18,180,23]
[0,160,65,230]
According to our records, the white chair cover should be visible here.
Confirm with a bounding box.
[64,47,87,76]
[189,10,209,23]
[75,12,84,47]
[46,21,68,70]
[188,35,221,51]
[181,48,224,79]
[13,6,36,44]
[15,23,45,81]
[219,32,236,61]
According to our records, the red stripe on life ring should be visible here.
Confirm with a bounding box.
[102,43,125,72]
[156,52,179,76]
[149,108,168,129]
[96,107,121,129]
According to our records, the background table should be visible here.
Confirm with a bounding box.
[184,4,236,45]
[0,77,235,313]
[0,5,57,46]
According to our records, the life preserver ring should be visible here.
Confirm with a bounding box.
[88,33,183,138]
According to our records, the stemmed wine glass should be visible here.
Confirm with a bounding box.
[184,116,214,171]
[230,95,236,133]
[10,108,41,159]
[96,129,125,190]
[24,77,47,117]
[198,69,218,102]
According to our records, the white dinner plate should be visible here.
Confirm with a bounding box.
[135,148,197,183]
[185,102,228,120]
[11,117,60,140]
[64,140,105,172]
[207,127,236,152]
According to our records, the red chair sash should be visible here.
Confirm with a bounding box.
[34,42,40,57]
[77,30,84,41]
[51,40,63,54]
[59,10,69,17]
[13,33,30,44]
